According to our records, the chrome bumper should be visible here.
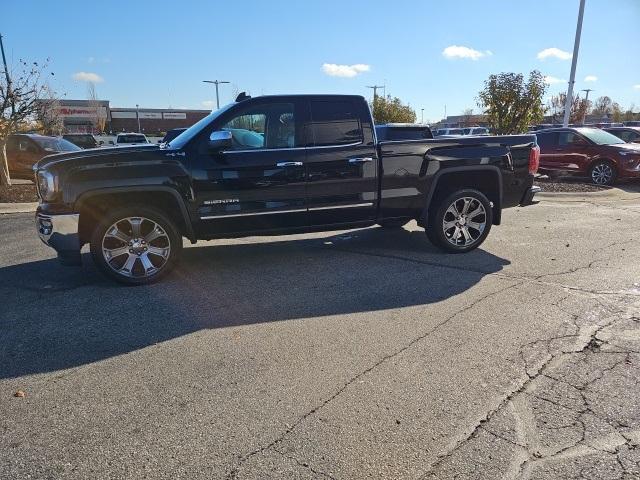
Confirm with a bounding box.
[36,212,82,265]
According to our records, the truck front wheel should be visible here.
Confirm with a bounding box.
[90,205,182,285]
[426,189,493,253]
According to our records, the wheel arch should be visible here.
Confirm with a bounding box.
[75,186,195,245]
[422,166,503,226]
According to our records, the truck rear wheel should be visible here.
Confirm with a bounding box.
[90,205,182,285]
[426,189,492,253]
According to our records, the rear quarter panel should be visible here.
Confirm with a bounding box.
[377,135,535,219]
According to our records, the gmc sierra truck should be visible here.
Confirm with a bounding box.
[34,93,540,284]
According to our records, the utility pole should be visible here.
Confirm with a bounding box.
[563,0,586,127]
[203,80,230,109]
[0,34,11,91]
[366,85,385,106]
[581,88,593,125]
[136,104,141,133]
[421,108,424,124]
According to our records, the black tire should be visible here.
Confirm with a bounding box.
[378,219,410,229]
[426,189,493,253]
[589,160,617,186]
[90,205,182,285]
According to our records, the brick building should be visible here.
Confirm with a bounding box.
[49,99,210,135]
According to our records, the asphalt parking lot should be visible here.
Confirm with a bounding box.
[2,189,640,479]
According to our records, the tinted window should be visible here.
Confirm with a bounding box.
[558,132,586,146]
[221,102,295,150]
[606,130,638,143]
[385,127,432,141]
[309,101,363,146]
[117,135,147,143]
[6,136,18,152]
[33,137,81,152]
[536,132,558,148]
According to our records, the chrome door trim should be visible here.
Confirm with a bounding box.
[308,202,374,211]
[200,202,374,219]
[200,208,307,220]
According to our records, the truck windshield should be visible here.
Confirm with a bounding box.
[577,128,625,145]
[167,103,236,149]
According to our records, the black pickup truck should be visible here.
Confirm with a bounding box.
[34,93,540,284]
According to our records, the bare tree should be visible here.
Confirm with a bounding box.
[547,93,590,124]
[1,58,57,186]
[461,108,474,127]
[34,85,64,135]
[87,83,106,133]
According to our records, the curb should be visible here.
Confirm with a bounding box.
[0,202,38,214]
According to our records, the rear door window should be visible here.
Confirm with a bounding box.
[308,100,363,146]
[536,132,558,149]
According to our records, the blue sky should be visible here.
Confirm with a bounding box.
[3,0,639,122]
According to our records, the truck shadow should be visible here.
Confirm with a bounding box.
[0,227,510,379]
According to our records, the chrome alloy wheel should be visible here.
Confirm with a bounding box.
[442,197,487,247]
[591,163,614,185]
[101,217,171,278]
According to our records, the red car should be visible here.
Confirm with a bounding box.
[6,134,80,180]
[537,127,640,185]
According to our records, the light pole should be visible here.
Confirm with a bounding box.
[421,109,424,124]
[580,88,594,124]
[203,80,230,109]
[135,104,141,133]
[563,0,586,127]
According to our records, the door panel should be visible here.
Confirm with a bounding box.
[191,100,308,236]
[304,99,378,225]
[194,149,307,234]
[306,144,378,224]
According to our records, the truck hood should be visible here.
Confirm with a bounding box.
[34,144,162,171]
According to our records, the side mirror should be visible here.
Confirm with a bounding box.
[208,130,232,151]
[99,140,104,145]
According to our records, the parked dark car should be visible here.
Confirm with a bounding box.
[603,127,640,144]
[115,133,149,145]
[375,123,433,141]
[6,134,81,179]
[624,121,640,127]
[537,127,640,185]
[34,93,540,284]
[161,128,187,144]
[62,134,100,149]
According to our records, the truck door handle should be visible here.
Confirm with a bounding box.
[348,157,373,164]
[276,161,303,167]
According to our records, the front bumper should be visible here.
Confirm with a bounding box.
[520,185,541,206]
[36,212,82,266]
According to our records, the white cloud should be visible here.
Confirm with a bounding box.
[202,100,216,108]
[584,75,598,82]
[634,84,640,90]
[321,63,370,78]
[72,71,103,83]
[537,47,572,60]
[544,75,566,85]
[442,45,492,60]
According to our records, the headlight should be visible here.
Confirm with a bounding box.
[36,170,57,201]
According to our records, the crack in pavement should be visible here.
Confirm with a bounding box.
[419,296,640,480]
[225,280,525,479]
